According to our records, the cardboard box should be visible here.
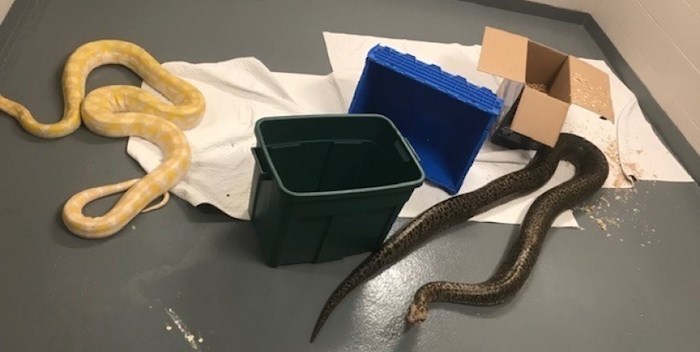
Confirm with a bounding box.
[477,26,614,147]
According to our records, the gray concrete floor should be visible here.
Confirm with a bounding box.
[0,0,698,351]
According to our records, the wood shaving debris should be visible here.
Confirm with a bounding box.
[526,82,548,92]
[165,308,203,351]
[576,188,657,247]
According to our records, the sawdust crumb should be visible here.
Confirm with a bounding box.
[606,217,621,227]
[165,307,202,351]
[526,83,548,92]
[595,219,608,231]
[613,187,637,203]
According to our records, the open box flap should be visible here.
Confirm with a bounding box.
[477,26,528,82]
[566,57,615,121]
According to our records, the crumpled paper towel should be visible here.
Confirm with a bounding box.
[127,58,344,219]
[126,32,692,228]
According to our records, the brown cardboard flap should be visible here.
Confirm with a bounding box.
[511,87,570,147]
[568,57,615,120]
[477,27,528,82]
[525,41,568,85]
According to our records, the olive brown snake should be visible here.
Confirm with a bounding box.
[310,132,609,342]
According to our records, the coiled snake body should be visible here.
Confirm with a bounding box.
[310,133,608,342]
[0,40,205,239]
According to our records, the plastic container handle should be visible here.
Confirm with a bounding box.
[251,147,272,180]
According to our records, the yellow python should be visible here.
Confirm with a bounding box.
[0,40,205,239]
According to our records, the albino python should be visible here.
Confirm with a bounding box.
[310,133,608,342]
[0,40,205,239]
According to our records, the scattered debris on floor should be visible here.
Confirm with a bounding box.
[575,184,659,248]
[164,307,204,351]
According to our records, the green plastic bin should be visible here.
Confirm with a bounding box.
[248,114,425,267]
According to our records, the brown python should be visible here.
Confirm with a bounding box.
[309,133,608,342]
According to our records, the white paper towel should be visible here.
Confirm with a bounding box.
[127,58,345,219]
[127,32,692,228]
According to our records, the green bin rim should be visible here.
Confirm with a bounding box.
[253,114,425,198]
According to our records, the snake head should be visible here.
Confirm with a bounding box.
[406,303,428,325]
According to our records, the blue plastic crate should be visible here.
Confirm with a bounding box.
[349,45,503,194]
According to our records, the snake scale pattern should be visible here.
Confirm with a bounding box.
[310,133,608,342]
[0,40,205,239]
